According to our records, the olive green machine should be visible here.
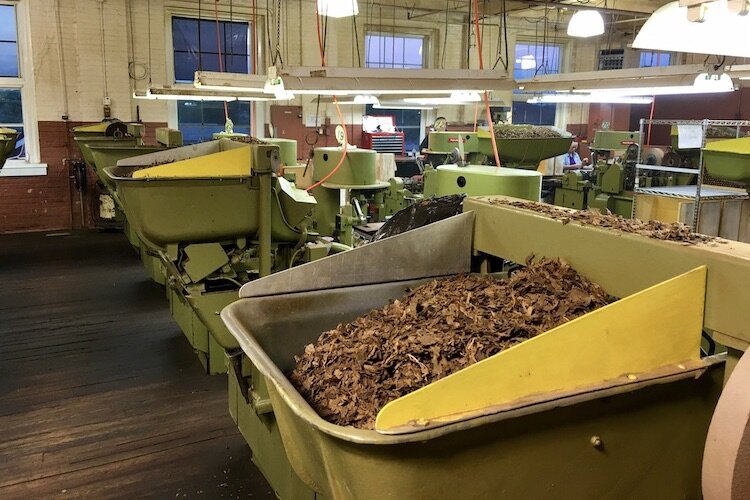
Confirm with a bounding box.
[421,128,572,201]
[73,122,184,284]
[104,139,330,375]
[221,195,750,499]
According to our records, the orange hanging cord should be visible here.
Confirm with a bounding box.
[305,5,348,192]
[471,0,501,167]
[213,0,229,122]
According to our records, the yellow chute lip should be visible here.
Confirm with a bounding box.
[132,147,253,179]
[375,265,708,434]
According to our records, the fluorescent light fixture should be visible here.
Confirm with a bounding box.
[135,87,235,101]
[693,72,735,90]
[134,85,277,101]
[353,94,379,104]
[527,94,653,104]
[403,92,482,105]
[195,68,513,96]
[450,91,481,102]
[372,102,435,110]
[567,10,605,38]
[633,1,750,59]
[335,94,380,105]
[519,55,536,70]
[317,0,359,18]
[573,73,735,96]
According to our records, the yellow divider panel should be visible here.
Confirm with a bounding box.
[376,266,707,433]
[74,123,111,133]
[132,147,252,179]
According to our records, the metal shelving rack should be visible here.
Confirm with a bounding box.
[632,119,750,230]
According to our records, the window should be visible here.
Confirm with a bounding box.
[171,16,253,143]
[0,4,18,78]
[365,33,425,68]
[0,1,42,174]
[0,4,23,160]
[364,32,425,152]
[513,42,562,126]
[639,51,671,68]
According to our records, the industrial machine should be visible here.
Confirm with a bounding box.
[105,139,330,374]
[72,121,145,229]
[0,127,20,169]
[421,126,572,201]
[75,127,183,285]
[222,196,750,498]
[552,130,637,216]
[308,138,420,246]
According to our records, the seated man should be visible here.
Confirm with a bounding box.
[562,142,591,170]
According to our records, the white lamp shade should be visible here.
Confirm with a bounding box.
[567,10,605,38]
[693,72,735,91]
[633,1,750,58]
[317,0,359,18]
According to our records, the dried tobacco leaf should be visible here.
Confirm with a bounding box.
[494,125,562,139]
[289,258,612,429]
[490,199,721,245]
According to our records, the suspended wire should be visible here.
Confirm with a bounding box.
[99,0,109,96]
[147,0,153,83]
[440,0,449,69]
[470,0,501,169]
[273,0,283,65]
[265,0,274,64]
[306,2,349,193]
[352,1,362,67]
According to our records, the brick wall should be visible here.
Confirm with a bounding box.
[0,121,167,233]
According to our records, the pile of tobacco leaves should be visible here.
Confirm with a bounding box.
[491,199,720,245]
[228,136,268,144]
[494,124,562,139]
[289,258,612,429]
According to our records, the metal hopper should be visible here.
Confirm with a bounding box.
[0,127,19,170]
[702,137,750,186]
[477,128,573,168]
[104,139,318,374]
[222,207,723,499]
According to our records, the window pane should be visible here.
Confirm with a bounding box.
[514,43,561,80]
[0,5,16,42]
[511,101,556,126]
[199,53,222,72]
[0,41,18,77]
[640,51,670,68]
[174,51,198,82]
[172,18,198,51]
[199,20,219,54]
[225,54,249,74]
[403,37,423,66]
[225,23,248,56]
[0,88,23,124]
[177,100,252,144]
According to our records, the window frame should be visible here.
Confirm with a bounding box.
[0,0,44,177]
[638,51,672,68]
[163,6,266,138]
[361,27,435,149]
[511,39,568,129]
[363,31,427,69]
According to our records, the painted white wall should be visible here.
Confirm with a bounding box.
[23,0,609,135]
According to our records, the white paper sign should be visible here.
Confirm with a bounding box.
[677,124,703,149]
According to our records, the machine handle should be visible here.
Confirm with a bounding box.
[227,349,274,415]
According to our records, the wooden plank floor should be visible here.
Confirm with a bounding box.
[0,231,275,499]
